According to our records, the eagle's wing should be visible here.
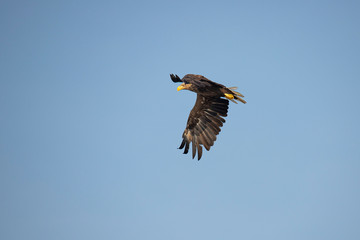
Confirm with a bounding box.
[179,95,229,160]
[170,74,182,82]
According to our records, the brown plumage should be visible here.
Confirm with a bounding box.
[171,74,246,160]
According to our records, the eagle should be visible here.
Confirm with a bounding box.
[171,74,246,160]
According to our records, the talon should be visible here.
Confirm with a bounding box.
[224,93,234,100]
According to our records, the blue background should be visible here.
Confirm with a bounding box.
[1,0,360,239]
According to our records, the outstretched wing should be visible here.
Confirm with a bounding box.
[179,95,229,160]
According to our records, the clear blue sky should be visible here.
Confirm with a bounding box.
[1,1,360,239]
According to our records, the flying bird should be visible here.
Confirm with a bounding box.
[171,74,246,160]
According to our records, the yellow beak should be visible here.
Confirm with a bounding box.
[177,85,185,91]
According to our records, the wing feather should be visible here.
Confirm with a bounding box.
[184,141,189,154]
[170,74,182,83]
[197,144,203,160]
[192,139,196,159]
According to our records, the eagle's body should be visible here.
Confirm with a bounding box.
[171,74,246,160]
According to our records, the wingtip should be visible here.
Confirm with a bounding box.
[170,73,182,83]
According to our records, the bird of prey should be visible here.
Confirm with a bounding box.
[171,74,246,160]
